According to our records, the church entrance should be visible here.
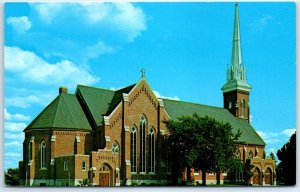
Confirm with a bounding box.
[253,167,261,185]
[99,164,111,186]
[264,167,272,185]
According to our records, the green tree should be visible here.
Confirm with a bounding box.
[243,159,254,185]
[5,168,20,186]
[164,114,241,186]
[276,132,296,185]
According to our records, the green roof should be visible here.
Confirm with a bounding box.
[162,98,265,146]
[76,84,135,125]
[24,93,92,132]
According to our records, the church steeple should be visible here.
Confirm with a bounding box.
[222,3,251,122]
[222,3,251,92]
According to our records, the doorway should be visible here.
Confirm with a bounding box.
[99,164,112,186]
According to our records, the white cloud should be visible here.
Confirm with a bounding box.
[30,2,146,41]
[5,141,23,147]
[280,129,296,137]
[29,3,63,24]
[6,94,42,108]
[5,46,99,87]
[5,152,22,157]
[257,128,296,145]
[5,122,27,132]
[153,90,180,101]
[6,16,32,33]
[84,41,114,60]
[249,15,276,32]
[4,108,30,121]
[5,132,24,140]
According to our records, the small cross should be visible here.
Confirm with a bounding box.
[141,68,145,78]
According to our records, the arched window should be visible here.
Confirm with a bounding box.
[148,127,155,173]
[40,141,46,169]
[112,142,119,155]
[139,115,147,173]
[130,126,137,173]
[28,141,32,163]
[248,150,253,159]
[241,99,246,118]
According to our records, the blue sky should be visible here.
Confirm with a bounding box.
[4,2,295,169]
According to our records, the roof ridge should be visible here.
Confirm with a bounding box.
[52,94,62,127]
[162,98,225,110]
[24,95,60,131]
[62,94,80,129]
[115,83,136,93]
[77,84,116,92]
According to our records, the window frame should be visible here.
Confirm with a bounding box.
[130,126,137,173]
[139,115,147,173]
[64,161,68,171]
[40,141,46,169]
[82,161,86,171]
[148,127,155,174]
[112,142,119,155]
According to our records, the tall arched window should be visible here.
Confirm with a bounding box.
[112,142,119,155]
[40,141,46,169]
[28,141,32,163]
[148,127,155,173]
[130,126,137,173]
[241,99,246,117]
[139,115,147,173]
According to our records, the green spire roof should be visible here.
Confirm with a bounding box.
[222,3,251,93]
[162,98,265,146]
[24,93,92,132]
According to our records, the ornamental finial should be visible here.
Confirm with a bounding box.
[141,68,145,78]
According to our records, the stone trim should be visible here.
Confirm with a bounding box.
[125,160,131,166]
[103,116,110,125]
[30,136,35,142]
[51,135,56,142]
[76,136,80,143]
[50,159,55,165]
[124,126,130,132]
[158,98,164,107]
[160,130,165,135]
[123,93,129,102]
[105,136,111,142]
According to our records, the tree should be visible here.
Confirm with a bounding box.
[164,114,241,186]
[5,168,20,186]
[276,132,296,185]
[77,178,93,186]
[268,152,276,160]
[243,159,254,185]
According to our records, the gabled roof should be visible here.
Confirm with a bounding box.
[24,93,92,132]
[162,98,265,146]
[76,84,136,125]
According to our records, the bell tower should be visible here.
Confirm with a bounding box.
[221,3,251,122]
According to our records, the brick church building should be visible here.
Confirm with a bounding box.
[19,4,275,186]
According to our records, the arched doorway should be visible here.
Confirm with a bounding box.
[264,167,272,185]
[99,164,113,186]
[253,167,261,185]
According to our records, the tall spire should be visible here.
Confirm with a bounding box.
[231,3,242,69]
[222,3,251,93]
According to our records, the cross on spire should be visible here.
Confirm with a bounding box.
[141,68,145,78]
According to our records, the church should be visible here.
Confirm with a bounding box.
[19,4,276,186]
